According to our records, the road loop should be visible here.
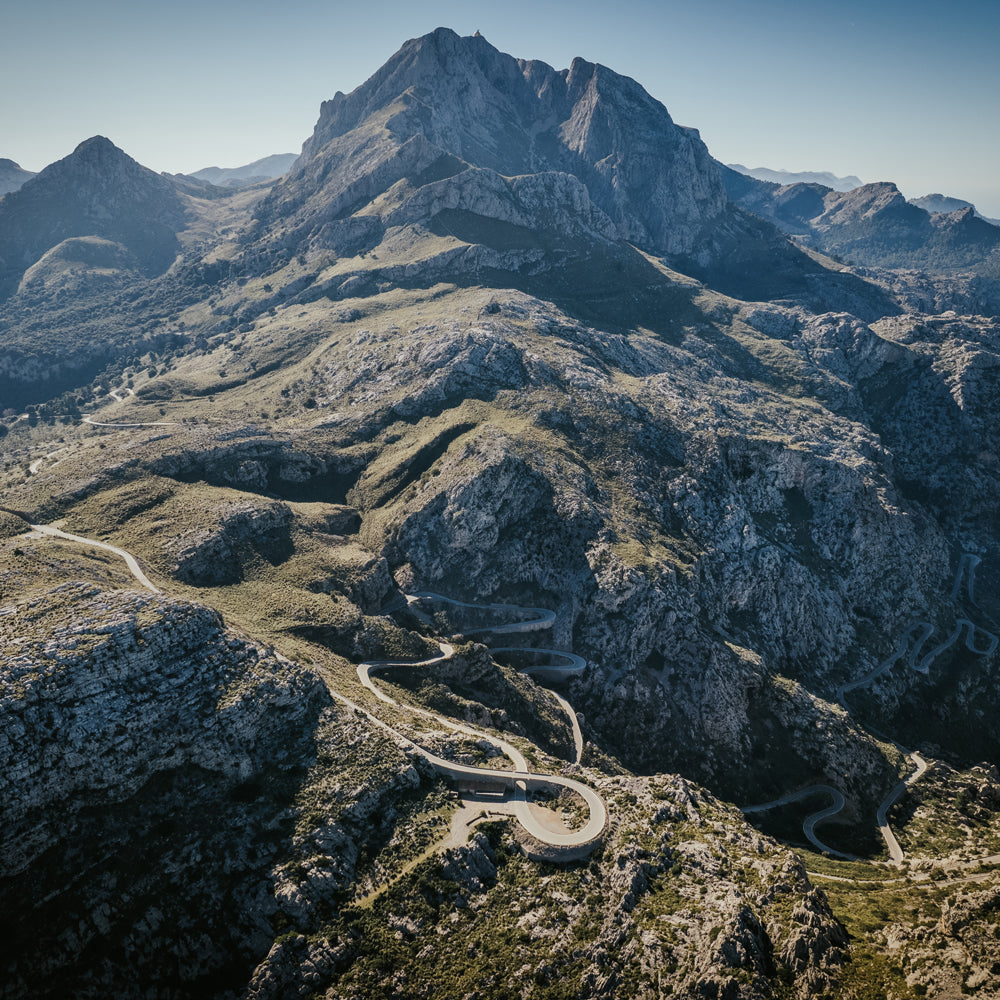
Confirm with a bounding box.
[360,592,605,856]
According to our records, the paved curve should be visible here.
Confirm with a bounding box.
[542,687,584,765]
[408,591,556,634]
[82,416,180,429]
[358,654,605,850]
[360,594,605,851]
[750,552,998,865]
[876,752,929,864]
[950,553,981,603]
[743,785,855,859]
[28,445,71,475]
[28,524,160,593]
[490,647,588,679]
[910,618,998,674]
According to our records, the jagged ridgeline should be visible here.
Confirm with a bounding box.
[2,25,1000,1000]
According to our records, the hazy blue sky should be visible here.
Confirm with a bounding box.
[3,0,998,214]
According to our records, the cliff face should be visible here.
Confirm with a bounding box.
[347,291,946,805]
[264,27,726,257]
[0,581,330,997]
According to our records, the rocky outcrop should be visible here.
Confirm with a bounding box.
[166,498,294,585]
[0,580,331,998]
[0,581,326,876]
[263,27,727,258]
[150,434,364,503]
[243,773,847,999]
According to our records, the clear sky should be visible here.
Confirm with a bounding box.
[3,0,998,215]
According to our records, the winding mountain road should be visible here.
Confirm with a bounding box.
[748,553,998,866]
[23,518,605,855]
[22,424,997,869]
[28,524,160,593]
[743,785,855,859]
[407,591,556,634]
[359,651,605,852]
[20,421,602,858]
[358,595,605,853]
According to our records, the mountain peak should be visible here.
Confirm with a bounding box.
[282,29,725,256]
[0,135,187,299]
[73,135,119,156]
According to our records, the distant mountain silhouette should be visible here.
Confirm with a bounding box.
[0,158,36,196]
[721,167,1000,276]
[192,153,298,187]
[728,163,863,192]
[910,193,999,227]
[0,137,186,300]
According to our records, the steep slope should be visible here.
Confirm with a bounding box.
[0,573,330,998]
[0,136,187,300]
[260,27,726,259]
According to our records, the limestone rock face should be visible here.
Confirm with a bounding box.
[0,581,331,998]
[0,581,326,877]
[166,498,294,585]
[264,27,727,257]
[357,291,952,801]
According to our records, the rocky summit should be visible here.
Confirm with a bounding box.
[2,26,1000,1000]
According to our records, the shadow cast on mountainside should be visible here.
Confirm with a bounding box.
[2,741,324,998]
[321,206,900,351]
[670,208,901,322]
[852,644,1000,769]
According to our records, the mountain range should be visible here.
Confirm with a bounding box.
[190,152,298,187]
[910,191,1000,226]
[727,163,864,192]
[721,166,1000,292]
[2,26,1000,1000]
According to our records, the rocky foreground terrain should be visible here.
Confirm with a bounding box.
[2,26,1000,999]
